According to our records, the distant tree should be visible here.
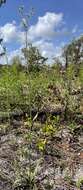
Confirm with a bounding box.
[22,43,47,72]
[11,56,24,73]
[52,57,62,68]
[63,36,83,72]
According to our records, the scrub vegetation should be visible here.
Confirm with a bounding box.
[0,1,83,190]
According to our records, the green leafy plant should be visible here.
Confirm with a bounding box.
[76,177,83,188]
[37,138,47,152]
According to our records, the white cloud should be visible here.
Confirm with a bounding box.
[9,49,21,61]
[34,40,55,59]
[72,25,78,34]
[0,12,64,63]
[0,21,17,43]
[28,12,63,40]
[6,38,63,64]
[33,40,64,63]
[0,12,63,44]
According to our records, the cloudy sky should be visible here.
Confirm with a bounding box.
[0,0,83,63]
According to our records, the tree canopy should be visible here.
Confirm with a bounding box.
[63,35,83,70]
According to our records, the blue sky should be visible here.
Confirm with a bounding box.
[0,0,83,63]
